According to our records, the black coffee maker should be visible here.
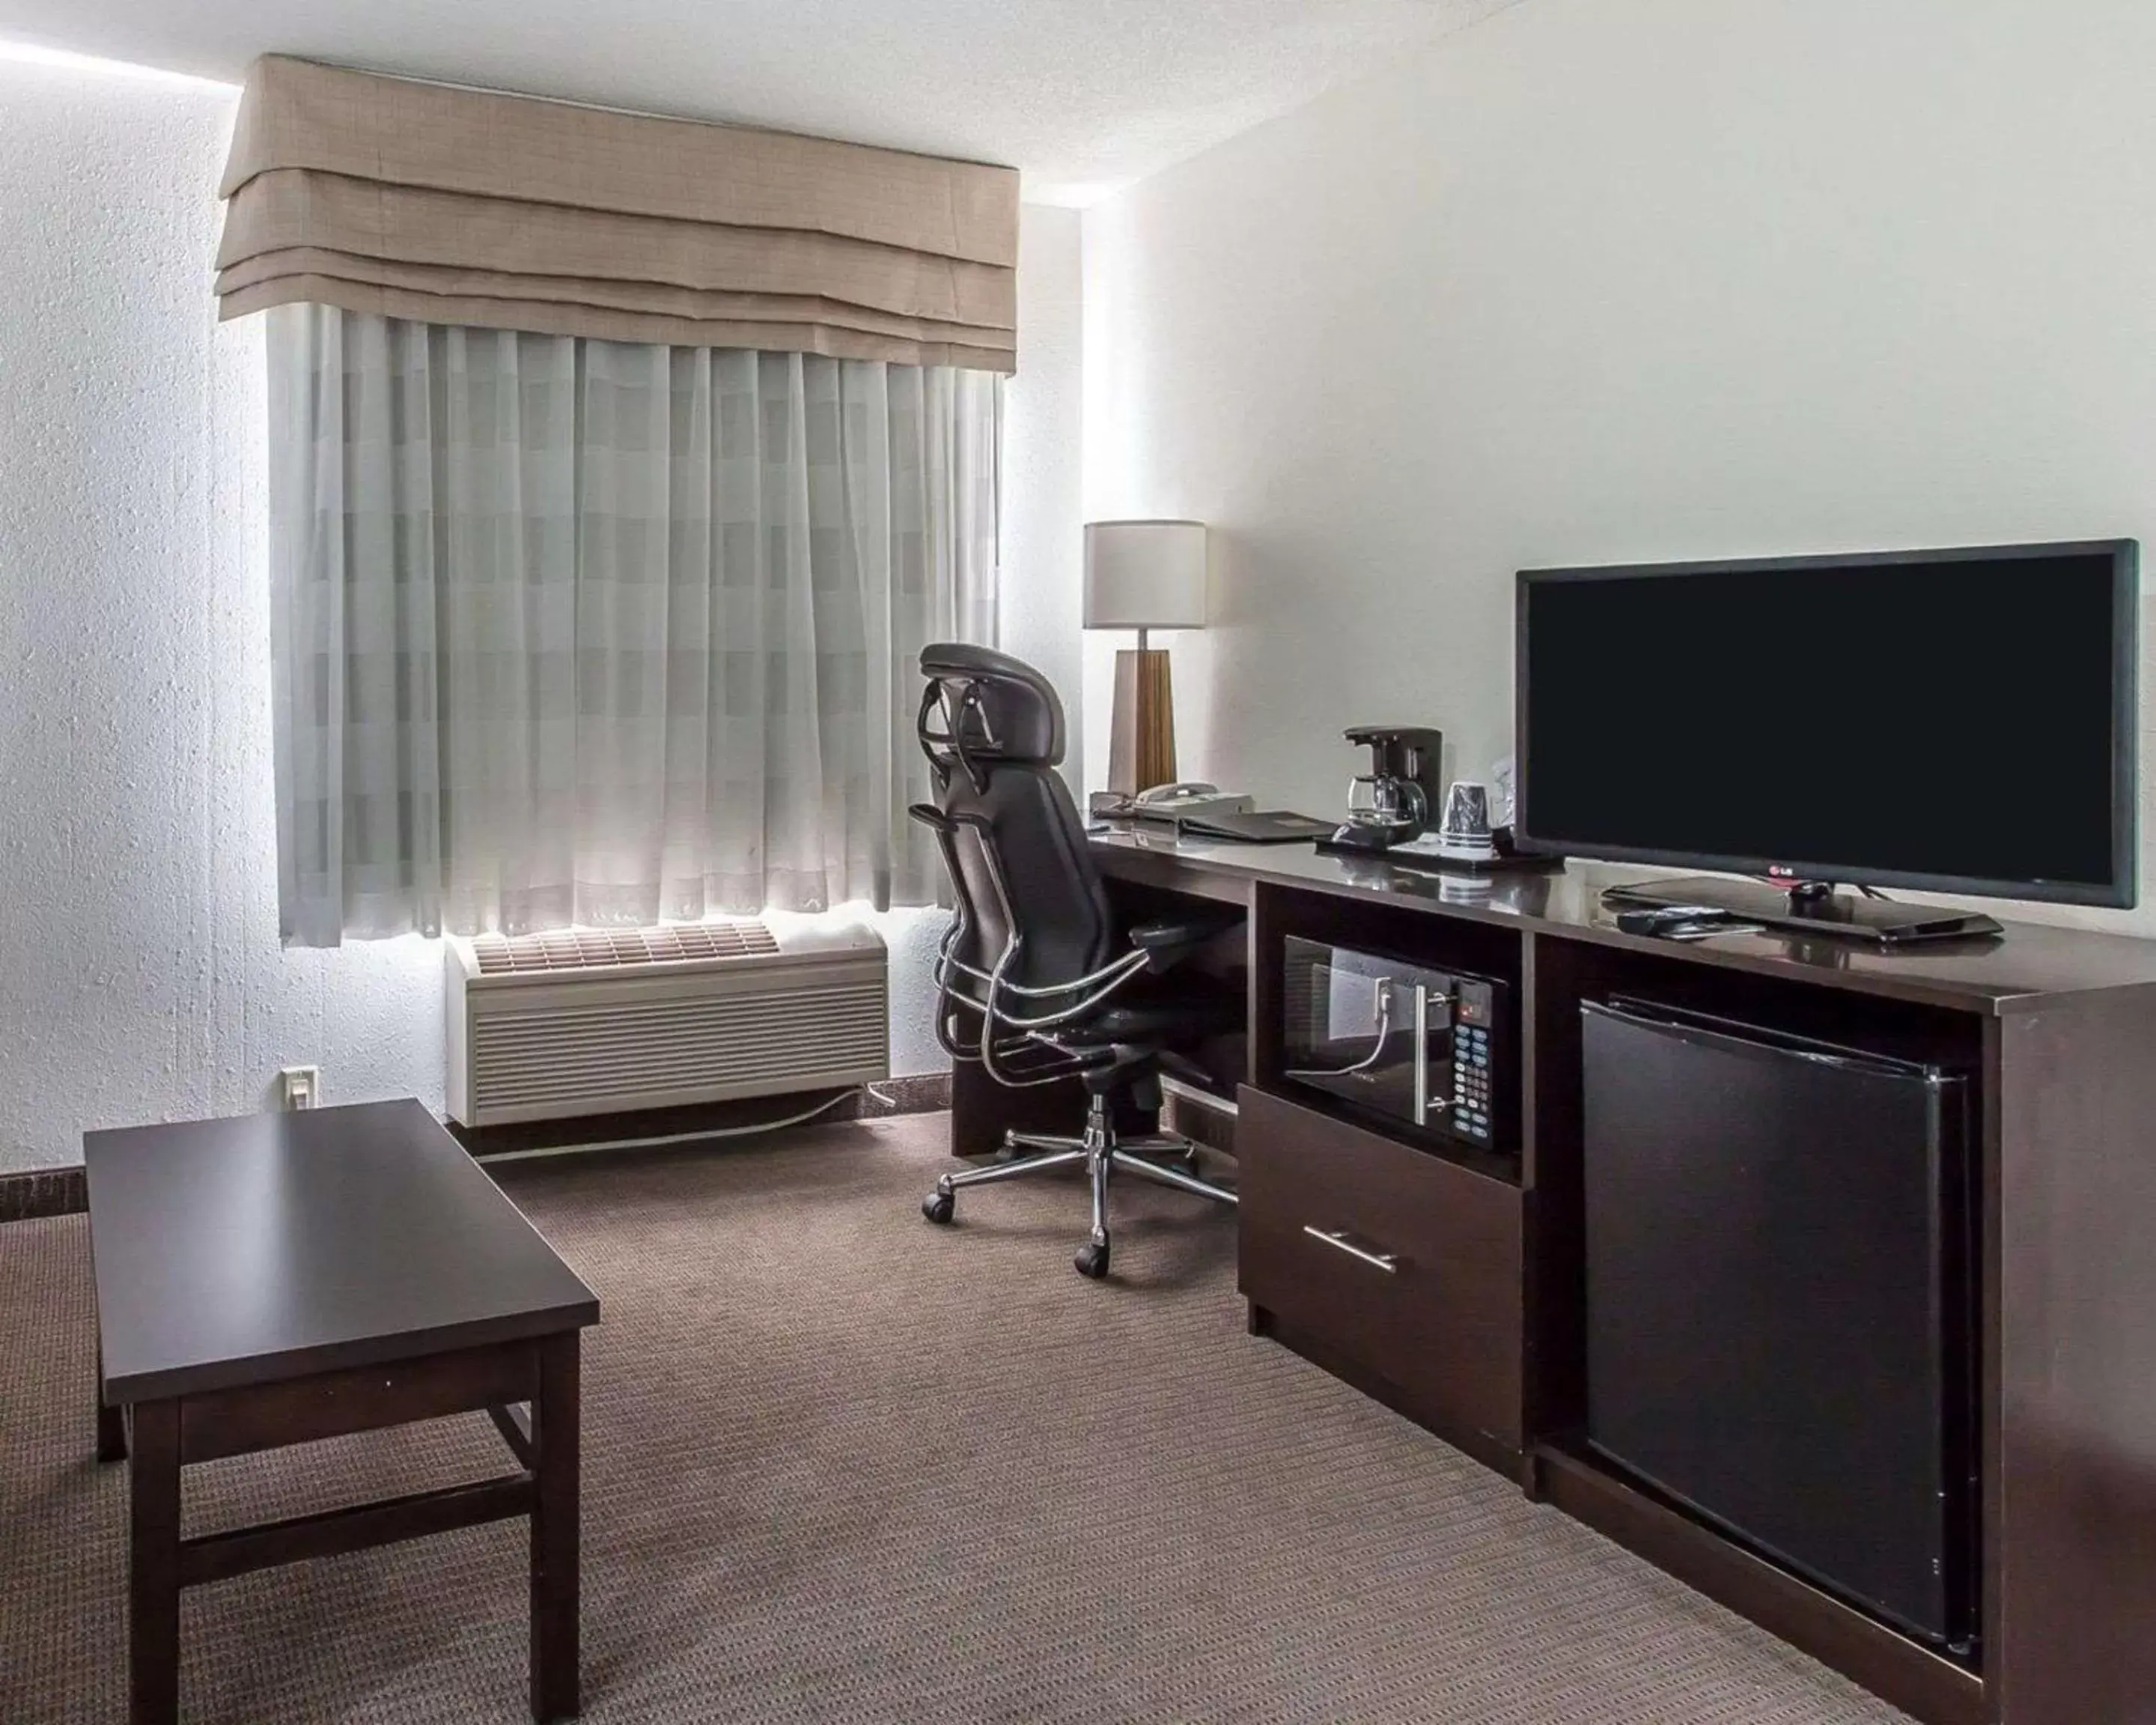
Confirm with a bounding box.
[1324,725,1446,853]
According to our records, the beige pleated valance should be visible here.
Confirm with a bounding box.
[215,57,1020,372]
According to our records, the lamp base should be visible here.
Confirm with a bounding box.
[1107,647,1178,795]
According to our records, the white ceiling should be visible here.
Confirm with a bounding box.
[0,0,1522,204]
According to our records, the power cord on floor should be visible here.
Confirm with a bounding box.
[475,1086,861,1164]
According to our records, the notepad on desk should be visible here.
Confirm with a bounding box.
[1151,809,1336,844]
[1090,785,1333,844]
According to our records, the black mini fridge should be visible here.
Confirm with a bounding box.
[1580,997,1978,1651]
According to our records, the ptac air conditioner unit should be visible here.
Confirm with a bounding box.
[444,919,889,1128]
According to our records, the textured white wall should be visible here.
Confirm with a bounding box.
[0,65,1085,1170]
[1082,0,2156,933]
[0,62,448,1172]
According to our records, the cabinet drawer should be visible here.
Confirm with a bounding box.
[1238,1084,1523,1449]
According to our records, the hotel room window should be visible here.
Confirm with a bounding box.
[265,308,999,945]
[218,58,1017,946]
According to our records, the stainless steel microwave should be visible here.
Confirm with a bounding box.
[1279,937,1505,1151]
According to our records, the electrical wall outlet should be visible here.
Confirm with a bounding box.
[278,1065,321,1110]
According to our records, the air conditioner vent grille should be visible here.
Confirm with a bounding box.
[446,919,889,1128]
[471,920,780,975]
[468,985,886,1116]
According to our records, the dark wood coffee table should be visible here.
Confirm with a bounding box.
[85,1099,600,1725]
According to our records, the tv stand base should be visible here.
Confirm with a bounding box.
[1604,876,2003,945]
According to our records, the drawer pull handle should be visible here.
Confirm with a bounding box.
[1302,1226,1400,1274]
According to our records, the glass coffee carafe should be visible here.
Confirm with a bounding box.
[1344,773,1428,842]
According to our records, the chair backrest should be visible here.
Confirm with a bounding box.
[915,645,1113,1023]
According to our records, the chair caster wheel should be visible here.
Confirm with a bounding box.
[1074,1241,1110,1280]
[922,1190,955,1225]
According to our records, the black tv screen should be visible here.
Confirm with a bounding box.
[1516,542,2139,906]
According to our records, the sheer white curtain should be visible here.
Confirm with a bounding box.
[267,305,999,946]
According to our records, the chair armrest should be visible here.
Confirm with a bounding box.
[1126,915,1236,973]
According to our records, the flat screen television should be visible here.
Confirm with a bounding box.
[1515,541,2140,925]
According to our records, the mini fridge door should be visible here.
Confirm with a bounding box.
[1580,997,1976,1650]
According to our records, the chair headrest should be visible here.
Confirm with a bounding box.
[919,643,1066,767]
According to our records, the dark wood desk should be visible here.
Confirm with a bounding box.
[1088,828,2156,1011]
[86,1099,600,1725]
[951,833,2156,1725]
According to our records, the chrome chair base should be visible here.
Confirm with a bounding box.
[922,1095,1237,1279]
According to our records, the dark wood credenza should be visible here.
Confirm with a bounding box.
[952,833,2156,1725]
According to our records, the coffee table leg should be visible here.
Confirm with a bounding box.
[130,1398,181,1725]
[97,1342,127,1463]
[531,1332,580,1721]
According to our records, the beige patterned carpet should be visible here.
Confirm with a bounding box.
[0,1113,1908,1724]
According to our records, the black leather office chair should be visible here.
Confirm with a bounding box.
[910,643,1237,1279]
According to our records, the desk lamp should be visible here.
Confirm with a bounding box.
[1083,519,1208,794]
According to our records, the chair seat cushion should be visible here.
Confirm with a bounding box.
[1088,1000,1223,1040]
[1048,982,1238,1046]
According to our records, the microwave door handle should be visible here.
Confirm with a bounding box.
[1413,985,1456,1127]
[1283,976,1398,1082]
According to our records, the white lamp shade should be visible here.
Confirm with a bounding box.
[1083,520,1208,630]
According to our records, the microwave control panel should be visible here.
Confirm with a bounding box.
[1450,977,1497,1141]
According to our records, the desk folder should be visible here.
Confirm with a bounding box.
[1151,809,1336,844]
